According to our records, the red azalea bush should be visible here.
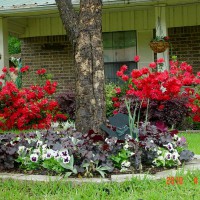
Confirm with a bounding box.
[0,66,67,130]
[112,56,200,126]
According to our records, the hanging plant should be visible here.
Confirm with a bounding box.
[149,36,170,53]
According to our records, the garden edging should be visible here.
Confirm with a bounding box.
[1,155,199,183]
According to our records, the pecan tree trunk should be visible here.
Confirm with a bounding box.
[56,0,106,133]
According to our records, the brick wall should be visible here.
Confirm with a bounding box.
[21,35,75,94]
[168,25,200,73]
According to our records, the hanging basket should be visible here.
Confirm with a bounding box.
[149,41,169,53]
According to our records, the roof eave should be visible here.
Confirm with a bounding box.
[0,5,58,15]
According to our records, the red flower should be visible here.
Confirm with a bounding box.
[36,68,47,75]
[120,65,128,72]
[115,87,121,94]
[9,67,16,73]
[113,110,118,115]
[122,75,129,81]
[131,70,142,79]
[2,66,7,73]
[48,100,58,110]
[20,65,29,73]
[112,97,119,102]
[113,102,120,108]
[141,67,149,75]
[157,58,165,64]
[55,113,68,121]
[134,55,140,62]
[149,62,157,69]
[0,74,5,79]
[116,70,123,77]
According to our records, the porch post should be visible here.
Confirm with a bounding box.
[0,17,9,73]
[155,4,169,70]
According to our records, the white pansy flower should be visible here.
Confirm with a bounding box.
[42,149,57,160]
[125,134,133,141]
[36,140,43,147]
[164,152,172,160]
[157,156,165,161]
[123,143,129,150]
[59,149,69,158]
[120,167,129,172]
[63,155,71,164]
[121,161,131,168]
[163,143,174,152]
[26,138,32,144]
[51,150,59,158]
[30,154,38,162]
[152,160,157,165]
[33,148,40,155]
[173,134,179,140]
[42,144,47,151]
[172,152,179,161]
[17,146,27,155]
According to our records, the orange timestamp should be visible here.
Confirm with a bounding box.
[166,176,198,185]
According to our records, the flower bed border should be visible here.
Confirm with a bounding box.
[1,155,199,183]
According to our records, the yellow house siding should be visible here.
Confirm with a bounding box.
[102,8,154,32]
[21,7,155,38]
[21,16,65,37]
[166,4,200,28]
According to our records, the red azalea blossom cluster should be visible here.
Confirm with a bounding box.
[0,66,18,80]
[112,56,200,122]
[0,67,67,130]
[36,68,47,75]
[20,65,29,73]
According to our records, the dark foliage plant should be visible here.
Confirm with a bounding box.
[0,133,36,170]
[0,123,194,175]
[0,134,17,169]
[56,90,76,120]
[118,96,190,128]
[148,98,189,128]
[0,129,120,174]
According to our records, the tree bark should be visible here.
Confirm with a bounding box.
[56,0,106,133]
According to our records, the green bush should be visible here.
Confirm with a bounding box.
[8,35,21,55]
[105,83,116,117]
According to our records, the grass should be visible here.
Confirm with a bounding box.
[0,170,200,200]
[180,133,200,154]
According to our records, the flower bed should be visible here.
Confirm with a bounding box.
[0,56,199,178]
[0,123,195,178]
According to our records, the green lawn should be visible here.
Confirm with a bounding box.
[0,170,200,200]
[180,133,200,154]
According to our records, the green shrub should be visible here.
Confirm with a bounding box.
[8,35,21,55]
[105,83,116,117]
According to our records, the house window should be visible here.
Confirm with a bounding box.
[103,31,137,83]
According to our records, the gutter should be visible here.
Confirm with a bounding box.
[0,0,164,15]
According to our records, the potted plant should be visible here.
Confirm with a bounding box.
[149,36,170,53]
